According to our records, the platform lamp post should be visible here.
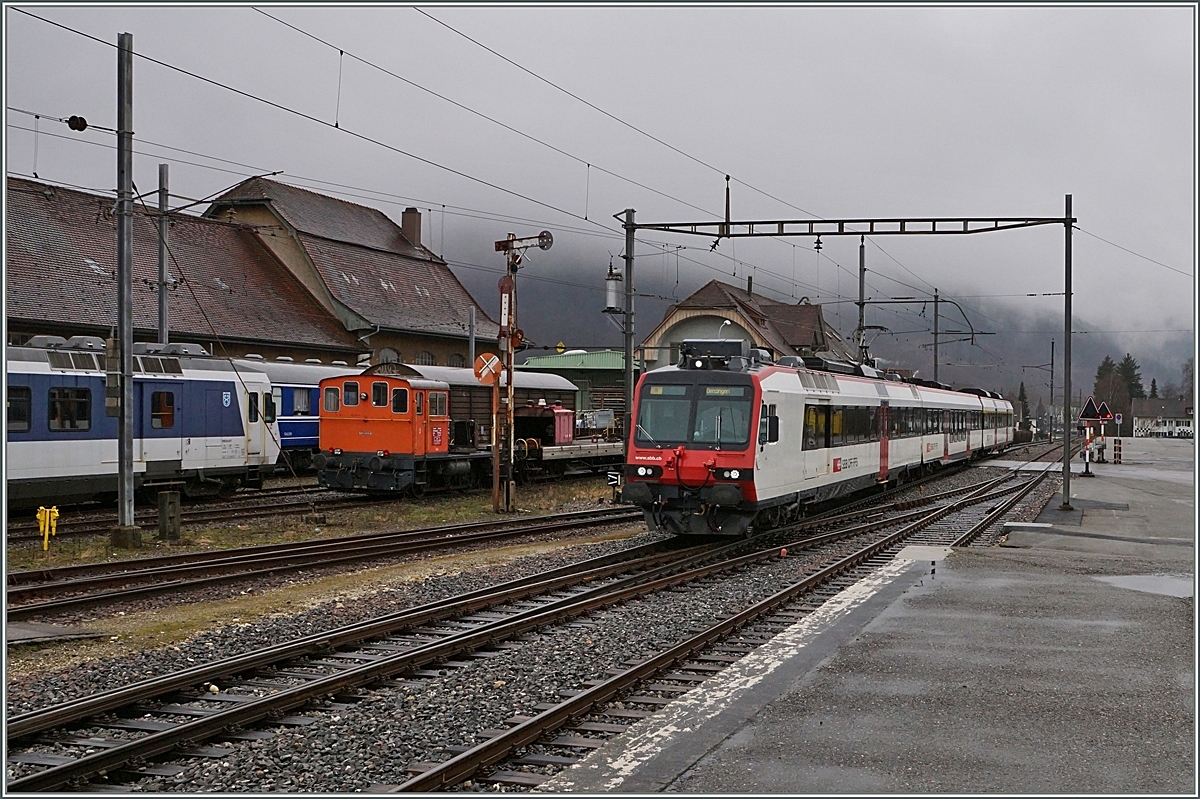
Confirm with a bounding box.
[491,230,553,513]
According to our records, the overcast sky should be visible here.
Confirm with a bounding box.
[5,4,1195,401]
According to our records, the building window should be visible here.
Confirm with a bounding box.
[392,388,409,413]
[414,351,436,366]
[343,381,360,406]
[151,391,175,429]
[379,347,401,364]
[49,386,90,431]
[324,386,340,412]
[429,391,448,416]
[372,381,389,406]
[8,386,31,432]
[448,354,467,368]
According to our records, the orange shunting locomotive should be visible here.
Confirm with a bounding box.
[314,371,476,493]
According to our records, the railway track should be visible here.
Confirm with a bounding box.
[5,507,644,621]
[4,467,1046,792]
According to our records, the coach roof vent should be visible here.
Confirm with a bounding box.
[244,353,264,361]
[402,207,421,248]
[26,335,68,349]
[159,342,210,356]
[65,335,106,350]
[275,356,295,362]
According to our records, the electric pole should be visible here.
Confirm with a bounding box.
[856,236,868,364]
[158,163,169,345]
[933,289,940,383]
[622,209,636,443]
[1061,195,1073,510]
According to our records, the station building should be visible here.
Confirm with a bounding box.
[1131,397,1194,438]
[204,178,499,367]
[5,176,363,364]
[639,279,856,370]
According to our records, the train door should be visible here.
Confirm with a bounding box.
[803,401,830,479]
[942,409,950,463]
[412,390,427,457]
[143,381,183,468]
[877,402,889,482]
[756,390,785,492]
[245,385,264,457]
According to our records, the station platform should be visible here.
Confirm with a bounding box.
[5,621,105,645]
[541,436,1195,793]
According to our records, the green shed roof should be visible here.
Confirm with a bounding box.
[518,349,635,371]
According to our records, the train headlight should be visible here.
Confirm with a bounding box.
[694,359,704,369]
[729,469,740,479]
[637,466,648,476]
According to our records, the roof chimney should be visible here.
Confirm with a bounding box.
[402,207,421,248]
[746,275,753,295]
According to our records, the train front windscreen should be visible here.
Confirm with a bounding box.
[634,379,755,451]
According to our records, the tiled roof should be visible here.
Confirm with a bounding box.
[664,280,855,360]
[1131,398,1193,418]
[5,177,361,352]
[298,234,500,339]
[207,178,498,339]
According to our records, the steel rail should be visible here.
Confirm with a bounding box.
[951,470,1049,548]
[8,474,1018,791]
[6,509,644,620]
[394,473,1013,790]
[8,506,641,587]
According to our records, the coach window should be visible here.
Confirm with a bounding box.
[151,391,175,429]
[391,388,409,414]
[372,381,389,407]
[294,388,311,416]
[430,391,448,417]
[324,386,340,412]
[415,391,424,415]
[264,392,276,423]
[8,386,31,432]
[48,386,90,431]
[248,391,259,423]
[343,381,360,407]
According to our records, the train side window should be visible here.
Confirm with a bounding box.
[7,386,31,432]
[343,381,360,407]
[294,388,311,416]
[264,392,276,423]
[416,391,424,416]
[48,386,90,431]
[372,382,388,407]
[248,391,259,423]
[324,386,340,412]
[392,388,409,413]
[803,405,827,450]
[430,391,448,417]
[151,391,175,429]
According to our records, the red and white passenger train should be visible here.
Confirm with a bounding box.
[622,339,1014,536]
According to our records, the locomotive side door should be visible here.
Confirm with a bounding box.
[412,390,426,457]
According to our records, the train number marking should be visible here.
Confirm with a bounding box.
[432,427,443,446]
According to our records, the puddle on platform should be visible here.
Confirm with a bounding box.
[1093,574,1193,598]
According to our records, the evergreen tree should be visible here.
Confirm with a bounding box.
[1018,382,1030,422]
[1094,356,1131,436]
[1150,378,1158,398]
[1095,355,1116,384]
[1116,353,1145,399]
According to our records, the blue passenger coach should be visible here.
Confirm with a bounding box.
[6,336,280,508]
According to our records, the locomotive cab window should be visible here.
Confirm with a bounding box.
[693,385,752,448]
[151,391,175,429]
[372,382,388,407]
[48,387,90,431]
[324,386,340,412]
[392,388,409,413]
[343,381,359,407]
[429,391,448,417]
[635,384,691,446]
[8,386,31,432]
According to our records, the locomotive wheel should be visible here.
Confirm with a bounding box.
[409,482,426,498]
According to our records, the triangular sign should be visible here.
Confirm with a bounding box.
[1097,401,1113,420]
[1078,396,1101,421]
